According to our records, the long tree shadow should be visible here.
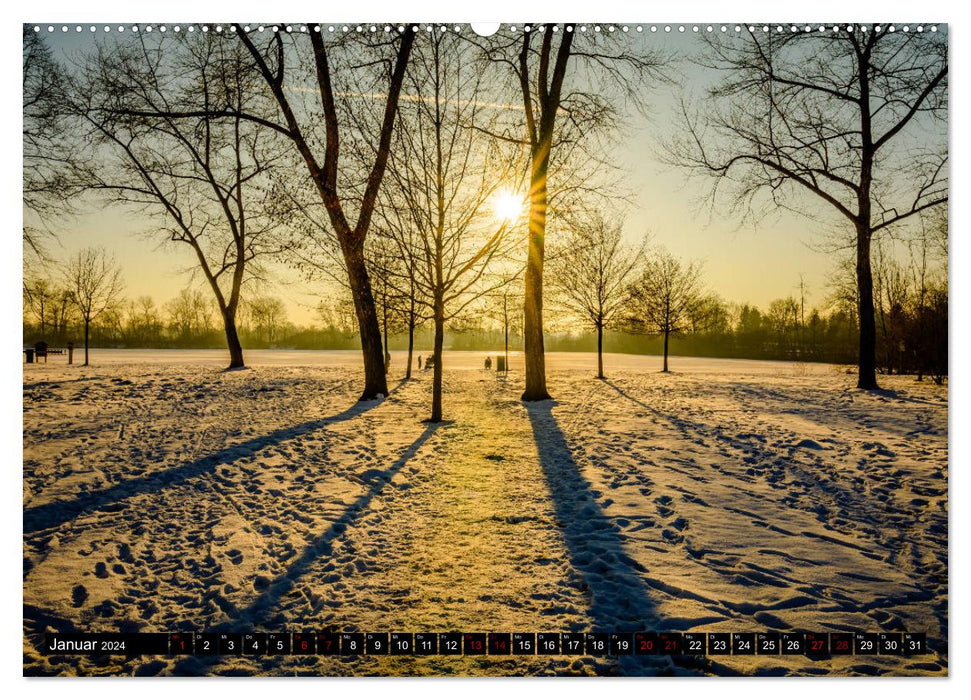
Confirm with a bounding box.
[171,421,441,675]
[24,400,382,536]
[525,400,705,676]
[23,376,103,391]
[869,387,946,407]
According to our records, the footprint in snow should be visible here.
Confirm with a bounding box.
[794,439,824,450]
[72,585,88,607]
[226,549,244,565]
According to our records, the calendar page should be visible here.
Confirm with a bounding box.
[21,18,948,678]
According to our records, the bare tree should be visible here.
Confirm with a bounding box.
[476,24,668,400]
[365,237,418,376]
[23,277,57,337]
[872,240,910,374]
[766,297,801,360]
[22,27,86,265]
[625,248,703,372]
[548,216,645,378]
[107,26,414,398]
[400,257,423,380]
[316,289,359,339]
[76,33,292,369]
[673,27,947,389]
[166,288,216,343]
[123,296,164,346]
[235,27,414,399]
[380,32,521,422]
[63,248,124,365]
[244,296,288,347]
[908,210,947,381]
[371,217,430,381]
[510,25,572,401]
[484,278,525,376]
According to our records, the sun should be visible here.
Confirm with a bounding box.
[492,190,524,224]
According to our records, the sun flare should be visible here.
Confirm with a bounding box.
[492,190,524,223]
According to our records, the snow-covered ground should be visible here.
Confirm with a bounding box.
[22,352,948,676]
[50,347,841,375]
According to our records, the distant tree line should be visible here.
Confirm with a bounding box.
[22,275,357,352]
[24,248,947,384]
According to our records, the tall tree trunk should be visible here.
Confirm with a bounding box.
[856,61,879,391]
[382,290,390,375]
[83,317,90,366]
[662,328,670,373]
[222,307,245,369]
[856,224,878,389]
[234,27,412,403]
[406,307,415,380]
[916,272,927,381]
[405,279,415,379]
[343,241,389,400]
[597,323,604,379]
[522,162,551,401]
[504,295,509,373]
[519,26,572,400]
[430,295,445,422]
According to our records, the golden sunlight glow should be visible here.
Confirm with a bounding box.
[492,190,525,224]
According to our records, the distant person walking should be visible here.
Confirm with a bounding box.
[417,355,422,370]
[485,356,492,370]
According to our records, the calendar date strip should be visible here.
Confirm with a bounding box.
[42,631,928,657]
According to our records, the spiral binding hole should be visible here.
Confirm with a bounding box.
[29,23,943,36]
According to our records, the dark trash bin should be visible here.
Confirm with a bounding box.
[24,348,35,363]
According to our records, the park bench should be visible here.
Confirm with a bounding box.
[24,341,74,364]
